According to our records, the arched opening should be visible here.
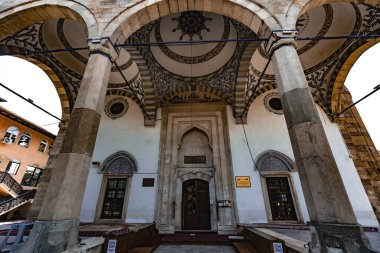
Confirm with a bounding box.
[0,56,63,134]
[0,3,96,41]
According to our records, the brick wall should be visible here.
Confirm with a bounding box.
[336,89,380,219]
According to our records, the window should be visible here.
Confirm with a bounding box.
[6,161,20,174]
[18,132,31,148]
[101,178,128,219]
[2,126,19,144]
[21,166,43,187]
[38,140,48,153]
[266,177,297,221]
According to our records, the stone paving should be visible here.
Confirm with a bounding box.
[153,244,237,253]
[271,228,380,253]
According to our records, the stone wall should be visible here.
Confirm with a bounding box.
[336,89,380,219]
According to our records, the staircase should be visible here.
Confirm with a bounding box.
[0,172,22,198]
[0,190,36,217]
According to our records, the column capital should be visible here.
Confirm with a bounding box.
[265,30,298,56]
[88,38,118,62]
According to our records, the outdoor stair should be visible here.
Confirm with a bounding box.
[0,190,36,217]
[0,172,22,198]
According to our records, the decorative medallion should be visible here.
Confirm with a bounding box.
[172,11,212,40]
[264,92,283,115]
[105,98,129,119]
[155,16,230,64]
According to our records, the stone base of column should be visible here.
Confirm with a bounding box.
[13,219,78,253]
[309,222,376,253]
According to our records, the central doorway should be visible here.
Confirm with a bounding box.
[182,179,211,230]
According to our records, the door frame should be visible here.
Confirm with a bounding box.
[155,103,237,234]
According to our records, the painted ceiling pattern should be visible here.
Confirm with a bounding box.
[0,18,145,111]
[129,12,253,105]
[245,3,380,117]
[0,4,379,121]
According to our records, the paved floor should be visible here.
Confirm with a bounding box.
[153,244,237,253]
[271,228,380,253]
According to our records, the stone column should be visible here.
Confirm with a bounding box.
[269,36,375,253]
[15,43,114,253]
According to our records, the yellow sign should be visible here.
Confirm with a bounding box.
[235,176,251,187]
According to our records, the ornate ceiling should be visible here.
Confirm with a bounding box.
[0,4,379,123]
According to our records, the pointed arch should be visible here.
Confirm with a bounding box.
[256,150,296,172]
[100,151,138,175]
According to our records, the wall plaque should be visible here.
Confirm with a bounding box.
[184,155,206,164]
[235,176,251,187]
[142,178,155,187]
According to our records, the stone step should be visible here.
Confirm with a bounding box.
[232,241,258,253]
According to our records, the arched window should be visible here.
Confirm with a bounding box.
[256,150,302,223]
[2,126,19,144]
[38,140,48,153]
[96,152,137,220]
[18,132,31,148]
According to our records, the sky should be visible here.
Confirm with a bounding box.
[0,44,379,149]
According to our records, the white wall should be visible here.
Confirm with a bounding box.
[229,89,378,227]
[80,96,161,223]
[228,91,310,224]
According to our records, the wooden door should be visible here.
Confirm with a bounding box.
[101,178,127,219]
[182,179,211,230]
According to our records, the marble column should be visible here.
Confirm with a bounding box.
[15,43,114,253]
[270,37,375,253]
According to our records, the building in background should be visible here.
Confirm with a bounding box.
[1,1,380,252]
[0,105,55,219]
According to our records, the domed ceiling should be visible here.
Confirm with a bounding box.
[0,4,379,123]
[245,3,380,118]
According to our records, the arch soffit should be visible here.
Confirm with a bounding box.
[100,151,138,174]
[178,125,213,149]
[255,150,296,172]
[0,1,97,41]
[104,0,281,40]
[330,39,379,114]
[285,0,380,29]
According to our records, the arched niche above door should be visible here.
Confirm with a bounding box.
[178,127,214,167]
[256,150,296,173]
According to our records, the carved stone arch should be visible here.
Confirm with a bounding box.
[328,35,379,114]
[234,42,261,123]
[179,172,212,183]
[104,0,281,41]
[0,46,74,121]
[0,1,97,41]
[285,0,380,29]
[100,151,138,175]
[256,150,296,172]
[178,125,212,149]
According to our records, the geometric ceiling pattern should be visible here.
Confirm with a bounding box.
[1,4,379,123]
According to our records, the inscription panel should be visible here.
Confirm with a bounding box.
[184,156,206,164]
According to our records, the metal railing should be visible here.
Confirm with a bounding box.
[0,171,22,196]
[0,190,36,216]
